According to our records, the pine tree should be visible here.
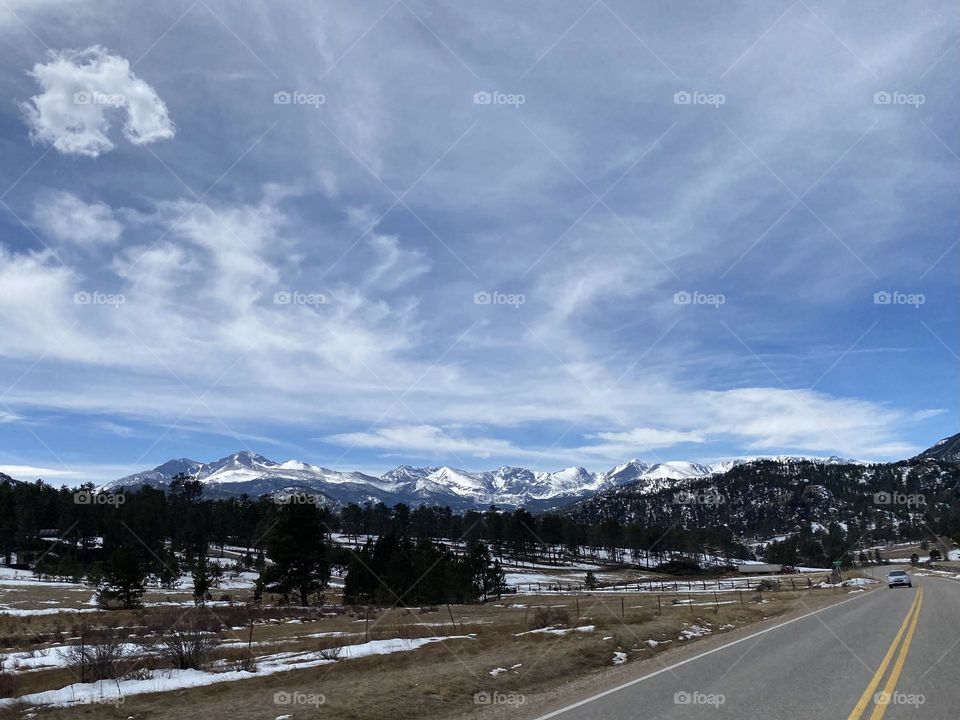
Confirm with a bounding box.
[263,501,330,605]
[97,547,147,608]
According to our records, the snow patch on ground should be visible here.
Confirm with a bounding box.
[678,624,712,640]
[514,625,595,637]
[2,635,475,708]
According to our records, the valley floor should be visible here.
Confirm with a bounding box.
[0,564,872,720]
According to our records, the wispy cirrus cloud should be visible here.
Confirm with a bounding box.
[33,191,123,245]
[0,1,954,477]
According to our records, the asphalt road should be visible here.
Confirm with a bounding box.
[533,567,960,720]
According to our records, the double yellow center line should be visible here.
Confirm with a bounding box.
[847,587,923,720]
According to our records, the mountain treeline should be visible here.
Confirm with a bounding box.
[4,455,960,605]
[570,459,960,543]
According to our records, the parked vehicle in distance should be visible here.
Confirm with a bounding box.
[887,570,912,588]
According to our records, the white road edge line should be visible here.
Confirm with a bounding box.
[531,591,871,719]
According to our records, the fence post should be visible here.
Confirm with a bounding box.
[658,595,662,615]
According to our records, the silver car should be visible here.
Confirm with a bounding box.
[887,570,912,588]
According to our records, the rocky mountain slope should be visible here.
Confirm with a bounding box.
[566,433,960,537]
[97,450,846,509]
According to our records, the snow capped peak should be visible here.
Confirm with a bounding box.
[380,465,440,485]
[213,450,275,468]
[643,461,714,479]
[104,450,868,508]
[599,459,653,486]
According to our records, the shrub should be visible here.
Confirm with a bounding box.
[0,658,20,698]
[530,607,570,629]
[229,655,258,673]
[319,645,342,661]
[155,618,218,670]
[63,631,130,680]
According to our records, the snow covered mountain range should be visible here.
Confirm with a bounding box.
[100,451,856,510]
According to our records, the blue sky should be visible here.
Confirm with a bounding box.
[0,0,956,485]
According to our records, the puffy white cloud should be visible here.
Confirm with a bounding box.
[33,191,123,245]
[20,45,174,157]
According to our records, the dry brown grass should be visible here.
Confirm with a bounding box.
[0,580,870,720]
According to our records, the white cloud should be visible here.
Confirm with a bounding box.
[0,244,87,357]
[21,45,174,157]
[0,464,80,479]
[0,463,133,484]
[0,3,951,471]
[34,191,123,245]
[579,427,705,457]
[365,233,431,290]
[326,425,522,460]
